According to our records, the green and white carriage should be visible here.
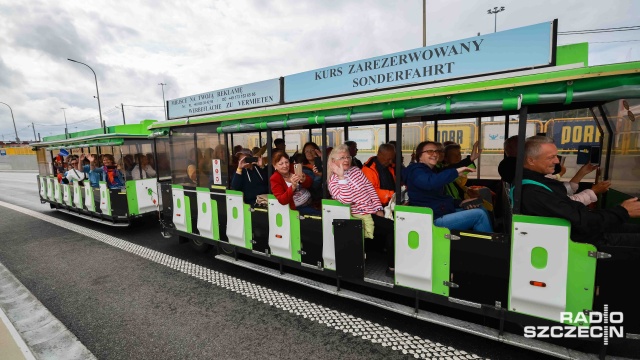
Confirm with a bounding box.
[34,120,162,226]
[151,21,640,358]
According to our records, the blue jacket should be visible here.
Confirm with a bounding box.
[403,162,460,219]
[90,166,125,189]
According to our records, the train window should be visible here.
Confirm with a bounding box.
[120,141,154,180]
[344,124,389,162]
[602,99,640,196]
[36,148,50,176]
[543,110,599,182]
[197,127,228,187]
[99,146,113,156]
[170,131,196,186]
[155,138,171,180]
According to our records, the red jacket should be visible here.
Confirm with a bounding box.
[270,172,312,210]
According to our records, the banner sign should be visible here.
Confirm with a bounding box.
[483,123,538,149]
[426,124,475,150]
[548,119,601,150]
[284,21,554,102]
[168,79,280,119]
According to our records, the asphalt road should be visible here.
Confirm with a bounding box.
[0,171,561,360]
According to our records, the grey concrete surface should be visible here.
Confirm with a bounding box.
[0,155,37,170]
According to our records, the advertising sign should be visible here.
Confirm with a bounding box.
[483,123,537,149]
[425,124,475,150]
[168,78,280,119]
[284,21,554,102]
[548,119,601,150]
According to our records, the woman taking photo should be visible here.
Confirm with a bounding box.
[327,144,395,275]
[300,141,324,201]
[231,148,268,205]
[270,151,320,216]
[403,141,492,232]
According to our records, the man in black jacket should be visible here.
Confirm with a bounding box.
[519,136,640,246]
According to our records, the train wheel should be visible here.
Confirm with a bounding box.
[189,238,212,253]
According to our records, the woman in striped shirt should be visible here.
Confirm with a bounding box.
[328,144,395,276]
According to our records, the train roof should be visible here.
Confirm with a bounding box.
[33,119,158,150]
[150,44,640,133]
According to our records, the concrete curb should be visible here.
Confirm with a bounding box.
[0,262,96,360]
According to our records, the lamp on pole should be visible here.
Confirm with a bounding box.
[0,102,20,142]
[61,107,68,138]
[158,83,167,120]
[487,6,505,33]
[67,59,104,133]
[422,0,426,47]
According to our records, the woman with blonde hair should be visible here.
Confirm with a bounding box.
[327,144,395,275]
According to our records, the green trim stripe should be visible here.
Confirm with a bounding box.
[243,203,253,249]
[126,181,139,215]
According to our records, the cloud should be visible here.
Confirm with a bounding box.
[1,0,640,140]
[0,57,25,88]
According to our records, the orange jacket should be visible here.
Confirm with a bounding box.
[361,156,395,206]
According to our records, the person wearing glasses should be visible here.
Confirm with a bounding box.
[64,155,86,185]
[403,141,492,232]
[328,144,395,276]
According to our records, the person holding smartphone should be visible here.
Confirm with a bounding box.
[270,151,320,216]
[230,148,268,206]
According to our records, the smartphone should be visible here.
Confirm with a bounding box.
[244,156,258,164]
[294,163,303,177]
[590,146,601,165]
[313,157,323,171]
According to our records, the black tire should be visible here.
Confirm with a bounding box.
[189,238,213,253]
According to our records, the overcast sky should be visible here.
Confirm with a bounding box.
[0,0,638,141]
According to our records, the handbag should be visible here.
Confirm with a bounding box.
[255,194,269,207]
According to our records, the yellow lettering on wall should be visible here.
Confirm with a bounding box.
[572,126,582,143]
[583,126,594,143]
[561,126,571,144]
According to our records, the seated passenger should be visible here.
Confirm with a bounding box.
[87,154,125,189]
[520,136,640,246]
[345,141,363,169]
[272,138,286,156]
[270,151,320,216]
[122,154,135,179]
[79,154,100,187]
[442,142,492,210]
[301,142,324,201]
[499,135,610,205]
[403,141,493,232]
[231,148,268,205]
[327,144,395,275]
[362,143,396,207]
[65,156,86,184]
[187,148,204,185]
[131,153,157,180]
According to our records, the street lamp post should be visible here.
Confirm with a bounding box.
[158,83,167,120]
[487,6,505,33]
[0,102,20,142]
[61,107,68,138]
[67,59,105,133]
